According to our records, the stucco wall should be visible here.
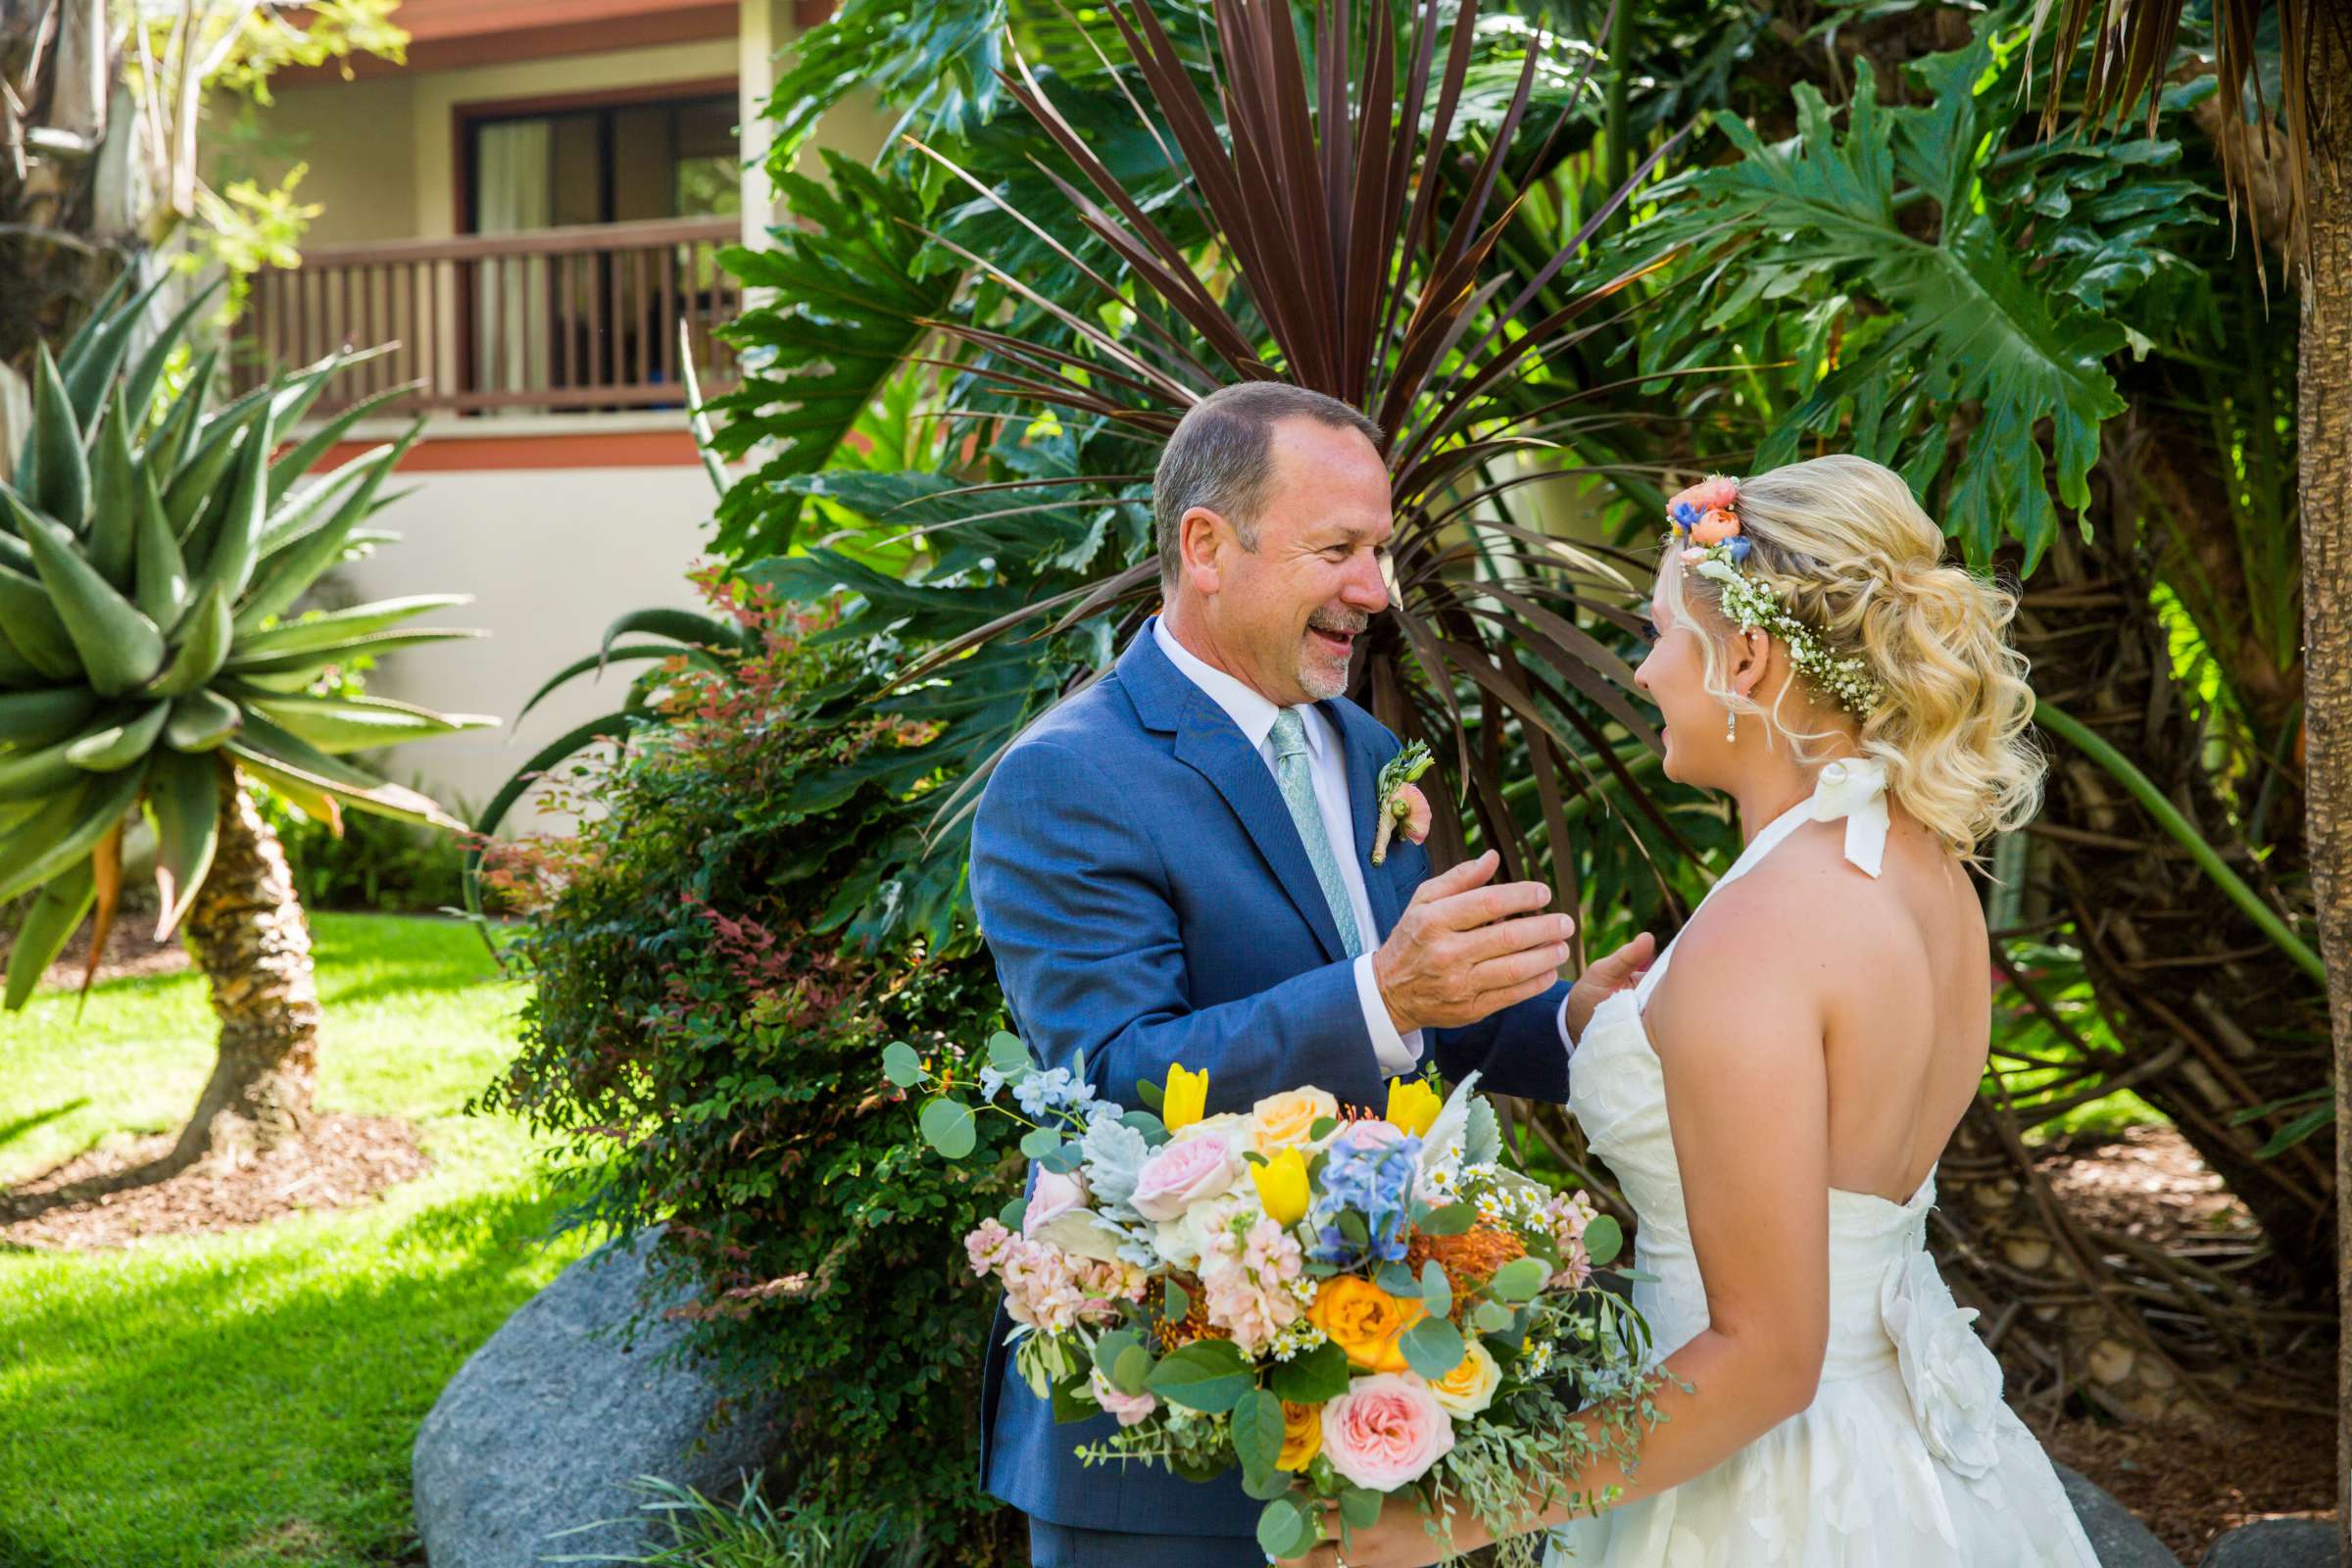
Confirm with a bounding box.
[323,451,723,832]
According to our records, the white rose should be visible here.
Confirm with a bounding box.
[1880,1251,2003,1481]
[1424,1338,1502,1419]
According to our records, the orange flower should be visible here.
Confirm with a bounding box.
[1278,1399,1323,1471]
[1309,1276,1427,1373]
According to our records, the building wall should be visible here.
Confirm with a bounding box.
[252,37,742,245]
[326,449,722,831]
[227,8,895,833]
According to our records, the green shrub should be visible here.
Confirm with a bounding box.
[476,569,1021,1564]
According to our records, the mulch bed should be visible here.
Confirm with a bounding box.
[2031,1124,2336,1563]
[2045,1397,2336,1565]
[0,1112,429,1251]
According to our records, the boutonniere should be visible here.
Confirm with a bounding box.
[1370,740,1435,865]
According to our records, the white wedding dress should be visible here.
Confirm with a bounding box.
[1545,760,2100,1567]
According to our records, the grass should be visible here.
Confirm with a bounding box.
[0,912,595,1568]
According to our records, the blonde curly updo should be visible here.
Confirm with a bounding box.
[1654,454,2043,858]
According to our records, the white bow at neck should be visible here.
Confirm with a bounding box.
[1805,756,1890,877]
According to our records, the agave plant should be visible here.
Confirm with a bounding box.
[0,272,491,1176]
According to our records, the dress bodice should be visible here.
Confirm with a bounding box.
[1568,760,2007,1462]
[1549,759,2100,1564]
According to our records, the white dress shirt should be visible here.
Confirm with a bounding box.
[1152,617,1426,1075]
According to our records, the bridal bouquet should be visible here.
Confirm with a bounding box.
[888,1035,1664,1564]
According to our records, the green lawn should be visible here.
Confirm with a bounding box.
[0,912,594,1568]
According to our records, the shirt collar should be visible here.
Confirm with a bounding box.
[1151,615,1326,760]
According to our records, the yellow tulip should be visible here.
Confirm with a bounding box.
[1250,1146,1312,1227]
[1162,1062,1209,1132]
[1386,1077,1443,1139]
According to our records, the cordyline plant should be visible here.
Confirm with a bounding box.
[717,0,1705,943]
[0,273,489,1188]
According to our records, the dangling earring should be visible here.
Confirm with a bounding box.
[1725,707,1739,743]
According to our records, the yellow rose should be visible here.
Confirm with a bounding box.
[1250,1087,1340,1154]
[1426,1339,1501,1418]
[1309,1276,1427,1373]
[1162,1062,1209,1132]
[1250,1146,1312,1227]
[1277,1399,1323,1471]
[1386,1077,1443,1139]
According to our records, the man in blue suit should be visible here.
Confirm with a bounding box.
[969,382,1597,1568]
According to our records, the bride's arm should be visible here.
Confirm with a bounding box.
[1330,878,1838,1568]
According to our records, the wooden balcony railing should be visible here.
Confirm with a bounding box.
[234,216,746,416]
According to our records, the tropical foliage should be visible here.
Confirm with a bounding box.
[474,579,1022,1561]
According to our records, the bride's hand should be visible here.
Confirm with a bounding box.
[1564,931,1656,1044]
[1281,1493,1486,1568]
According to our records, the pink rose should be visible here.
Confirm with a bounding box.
[1320,1374,1455,1491]
[1024,1169,1091,1239]
[1130,1135,1243,1221]
[1089,1367,1159,1428]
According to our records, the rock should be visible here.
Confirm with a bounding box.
[2057,1465,2180,1568]
[413,1225,781,1567]
[2199,1518,2340,1568]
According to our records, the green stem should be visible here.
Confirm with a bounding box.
[2035,699,2326,986]
[1602,0,1633,238]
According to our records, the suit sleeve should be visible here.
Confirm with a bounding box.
[1379,835,1574,1102]
[970,737,1377,1111]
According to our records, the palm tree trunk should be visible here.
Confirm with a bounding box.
[2295,13,2352,1550]
[169,757,323,1164]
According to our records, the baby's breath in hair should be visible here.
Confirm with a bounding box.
[1686,544,1885,715]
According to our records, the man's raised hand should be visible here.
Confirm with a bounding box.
[1371,850,1575,1035]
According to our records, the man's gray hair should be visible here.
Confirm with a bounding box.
[1152,382,1385,588]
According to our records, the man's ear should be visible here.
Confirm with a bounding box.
[1179,505,1229,595]
[1727,626,1771,700]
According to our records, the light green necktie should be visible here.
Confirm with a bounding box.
[1269,708,1363,958]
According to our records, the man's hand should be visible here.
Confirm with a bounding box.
[1564,931,1657,1045]
[1371,850,1574,1035]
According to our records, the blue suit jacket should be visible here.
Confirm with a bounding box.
[967,618,1572,1537]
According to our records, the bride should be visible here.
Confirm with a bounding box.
[1323,456,2100,1567]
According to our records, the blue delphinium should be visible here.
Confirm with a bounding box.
[1309,1125,1423,1267]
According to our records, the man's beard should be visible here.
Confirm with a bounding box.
[1298,610,1368,700]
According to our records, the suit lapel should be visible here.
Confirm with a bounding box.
[1123,624,1349,964]
[1170,698,1350,964]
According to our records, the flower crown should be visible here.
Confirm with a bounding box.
[1667,475,1885,716]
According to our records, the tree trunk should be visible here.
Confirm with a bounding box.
[2296,12,2352,1553]
[169,758,323,1164]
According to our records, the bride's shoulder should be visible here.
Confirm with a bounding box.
[1692,824,1916,966]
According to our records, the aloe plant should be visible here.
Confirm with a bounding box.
[0,274,492,1175]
